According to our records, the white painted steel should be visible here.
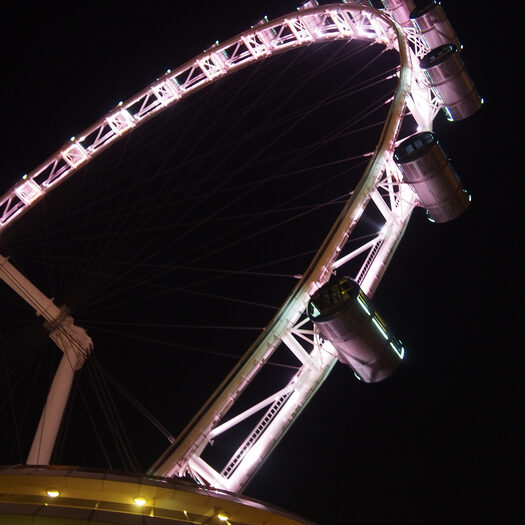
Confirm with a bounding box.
[0,2,438,490]
[0,255,93,465]
[148,4,432,492]
[0,3,433,230]
[26,354,76,465]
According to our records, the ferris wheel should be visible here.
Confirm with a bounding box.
[0,0,481,521]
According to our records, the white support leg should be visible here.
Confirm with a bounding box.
[26,353,75,465]
[0,254,93,465]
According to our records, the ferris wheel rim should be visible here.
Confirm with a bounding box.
[0,3,406,232]
[138,5,416,484]
[1,2,419,491]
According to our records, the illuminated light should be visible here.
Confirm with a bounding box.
[444,107,454,122]
[356,294,371,316]
[379,223,389,236]
[217,513,230,521]
[183,510,189,519]
[70,136,76,141]
[106,109,135,135]
[46,489,60,498]
[22,174,28,180]
[372,317,388,340]
[14,179,43,205]
[309,303,321,318]
[354,371,362,381]
[425,210,436,223]
[118,101,124,106]
[134,496,147,506]
[390,341,405,359]
[62,142,88,167]
[152,80,182,105]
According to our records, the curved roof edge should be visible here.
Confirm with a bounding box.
[0,465,317,525]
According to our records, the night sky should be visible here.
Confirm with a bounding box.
[0,2,519,524]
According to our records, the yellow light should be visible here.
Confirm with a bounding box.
[217,513,230,521]
[46,489,60,498]
[134,496,147,506]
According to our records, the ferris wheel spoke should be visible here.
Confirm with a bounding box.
[0,1,481,500]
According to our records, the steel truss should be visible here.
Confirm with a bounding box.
[0,2,440,492]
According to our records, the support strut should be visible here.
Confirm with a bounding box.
[0,254,93,465]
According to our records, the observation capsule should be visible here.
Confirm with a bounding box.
[410,1,461,51]
[308,277,404,383]
[420,44,482,121]
[394,131,470,223]
[381,0,416,27]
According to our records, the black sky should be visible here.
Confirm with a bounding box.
[0,2,519,524]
